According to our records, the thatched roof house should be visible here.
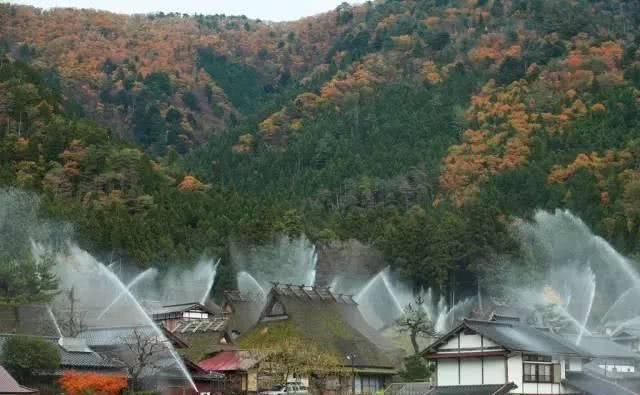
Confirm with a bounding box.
[222,291,264,338]
[238,284,395,394]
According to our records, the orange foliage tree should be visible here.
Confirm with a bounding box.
[59,371,128,395]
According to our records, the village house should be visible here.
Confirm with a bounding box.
[152,302,217,329]
[611,325,640,353]
[0,365,38,395]
[162,315,236,363]
[236,284,396,395]
[222,291,264,340]
[0,304,127,394]
[198,350,265,394]
[78,325,224,394]
[421,315,640,395]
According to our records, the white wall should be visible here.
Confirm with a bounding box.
[484,357,505,385]
[436,357,506,386]
[439,335,459,351]
[459,333,483,349]
[507,354,523,392]
[567,357,583,372]
[438,332,504,353]
[599,363,635,373]
[460,359,482,385]
[437,359,459,385]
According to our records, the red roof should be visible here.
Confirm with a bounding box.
[198,351,261,372]
[0,365,38,394]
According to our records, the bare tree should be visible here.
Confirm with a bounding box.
[58,287,86,337]
[117,327,168,390]
[395,296,437,355]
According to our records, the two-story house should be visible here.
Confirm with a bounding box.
[421,315,639,395]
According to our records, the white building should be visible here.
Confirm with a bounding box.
[421,315,640,395]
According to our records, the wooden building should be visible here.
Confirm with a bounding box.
[238,284,396,395]
[421,315,640,395]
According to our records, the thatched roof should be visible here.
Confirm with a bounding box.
[239,284,394,371]
[223,291,263,336]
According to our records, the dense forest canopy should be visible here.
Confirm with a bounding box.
[1,0,640,297]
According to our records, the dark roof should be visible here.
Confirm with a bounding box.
[78,325,186,349]
[565,371,640,395]
[572,336,640,360]
[489,314,522,323]
[223,291,262,304]
[613,327,640,340]
[0,305,60,337]
[239,285,394,370]
[0,336,124,371]
[0,365,38,394]
[426,383,516,395]
[78,326,157,347]
[423,319,591,358]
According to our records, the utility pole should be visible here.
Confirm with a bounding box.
[346,354,357,395]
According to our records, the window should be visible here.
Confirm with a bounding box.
[523,355,553,383]
[357,375,383,394]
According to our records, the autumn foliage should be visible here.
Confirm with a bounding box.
[59,371,128,395]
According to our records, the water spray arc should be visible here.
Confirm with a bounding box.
[60,245,198,391]
[96,268,158,320]
[200,259,221,305]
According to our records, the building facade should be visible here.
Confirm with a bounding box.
[422,316,617,395]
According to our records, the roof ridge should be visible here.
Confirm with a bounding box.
[464,318,513,327]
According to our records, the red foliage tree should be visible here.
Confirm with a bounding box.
[59,371,128,395]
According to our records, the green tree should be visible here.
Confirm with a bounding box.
[0,254,58,303]
[1,335,60,382]
[399,354,432,381]
[395,296,437,355]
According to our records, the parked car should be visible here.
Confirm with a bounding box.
[260,383,308,395]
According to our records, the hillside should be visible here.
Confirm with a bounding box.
[2,0,640,297]
[0,3,348,152]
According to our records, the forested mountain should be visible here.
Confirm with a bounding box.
[2,0,640,295]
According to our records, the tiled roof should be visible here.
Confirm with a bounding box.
[424,319,591,357]
[571,335,640,360]
[613,327,640,339]
[0,336,124,371]
[565,371,640,395]
[198,351,262,372]
[426,383,516,395]
[0,365,38,394]
[78,326,158,347]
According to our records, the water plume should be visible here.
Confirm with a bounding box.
[237,271,268,301]
[47,306,63,338]
[55,244,197,391]
[230,235,318,287]
[494,209,640,338]
[97,268,158,320]
[200,258,220,304]
[351,267,474,334]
